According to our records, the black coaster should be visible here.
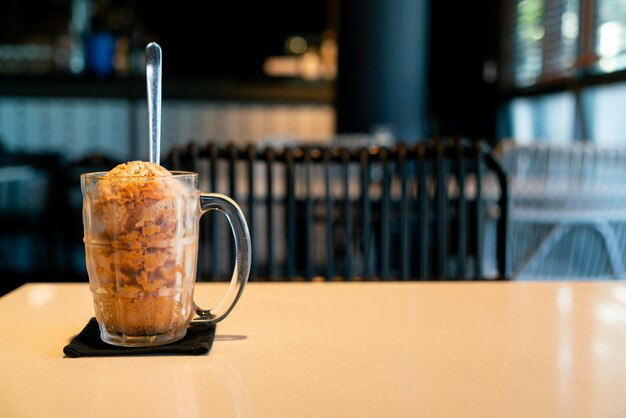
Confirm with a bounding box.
[64,318,216,358]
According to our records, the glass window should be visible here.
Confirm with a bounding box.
[594,0,626,73]
[582,82,626,144]
[509,93,575,142]
[512,0,580,87]
[502,0,626,143]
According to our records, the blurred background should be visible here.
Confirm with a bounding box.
[2,0,626,293]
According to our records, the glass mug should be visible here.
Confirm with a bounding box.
[81,171,251,347]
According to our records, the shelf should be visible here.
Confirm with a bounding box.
[0,75,335,103]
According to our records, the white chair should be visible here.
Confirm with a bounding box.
[499,140,626,280]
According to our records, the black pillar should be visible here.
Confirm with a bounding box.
[336,0,429,140]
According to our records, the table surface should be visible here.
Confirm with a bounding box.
[2,281,626,418]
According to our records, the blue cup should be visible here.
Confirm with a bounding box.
[86,32,116,78]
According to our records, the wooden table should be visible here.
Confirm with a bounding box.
[1,281,626,418]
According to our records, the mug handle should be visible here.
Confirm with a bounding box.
[193,192,251,324]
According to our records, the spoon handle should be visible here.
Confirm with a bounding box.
[146,42,162,165]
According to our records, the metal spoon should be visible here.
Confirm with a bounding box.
[146,42,162,165]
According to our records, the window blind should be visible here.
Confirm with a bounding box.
[510,0,581,87]
[504,0,626,142]
[507,0,626,88]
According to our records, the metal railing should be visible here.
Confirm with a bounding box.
[168,137,509,281]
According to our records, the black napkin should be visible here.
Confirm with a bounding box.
[64,318,216,358]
